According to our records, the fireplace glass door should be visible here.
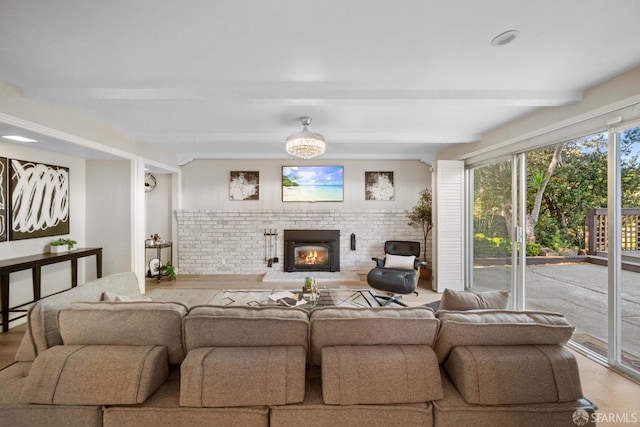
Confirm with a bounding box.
[294,245,330,267]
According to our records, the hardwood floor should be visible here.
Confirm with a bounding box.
[1,274,638,424]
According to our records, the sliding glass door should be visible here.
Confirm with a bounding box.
[616,124,640,376]
[469,159,515,297]
[523,133,610,362]
[467,125,640,380]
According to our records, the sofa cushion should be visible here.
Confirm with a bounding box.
[19,345,168,405]
[270,376,434,427]
[322,345,443,405]
[438,289,509,311]
[433,369,597,427]
[102,291,152,302]
[58,301,188,364]
[444,345,583,405]
[434,310,575,363]
[309,306,439,365]
[183,306,309,353]
[16,272,141,361]
[180,346,306,407]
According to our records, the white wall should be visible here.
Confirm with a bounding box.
[0,140,87,323]
[181,159,430,211]
[177,159,432,273]
[85,160,132,276]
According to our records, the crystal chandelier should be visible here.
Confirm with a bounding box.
[285,116,326,159]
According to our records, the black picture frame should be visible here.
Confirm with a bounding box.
[0,157,7,242]
[8,159,70,240]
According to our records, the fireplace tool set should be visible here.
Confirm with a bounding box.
[263,229,278,267]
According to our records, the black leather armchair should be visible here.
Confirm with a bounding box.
[367,241,425,306]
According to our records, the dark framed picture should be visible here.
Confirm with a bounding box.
[229,171,260,201]
[282,165,344,202]
[0,157,7,242]
[365,171,395,201]
[9,159,70,240]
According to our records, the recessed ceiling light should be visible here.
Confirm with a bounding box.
[491,30,520,47]
[2,135,38,143]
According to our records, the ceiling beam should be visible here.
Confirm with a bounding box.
[24,87,583,107]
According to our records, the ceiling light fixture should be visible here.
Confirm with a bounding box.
[285,116,326,159]
[2,135,38,143]
[491,30,520,47]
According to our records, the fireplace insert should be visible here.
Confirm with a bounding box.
[283,230,340,272]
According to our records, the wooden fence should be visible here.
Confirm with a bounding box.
[586,208,640,254]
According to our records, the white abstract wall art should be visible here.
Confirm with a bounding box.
[9,159,70,240]
[0,157,7,242]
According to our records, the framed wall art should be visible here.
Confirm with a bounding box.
[0,157,7,242]
[365,171,395,201]
[282,165,344,202]
[9,159,70,240]
[229,171,260,201]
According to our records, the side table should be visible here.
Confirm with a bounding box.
[145,242,172,282]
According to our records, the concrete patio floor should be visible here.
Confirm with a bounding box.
[473,262,640,370]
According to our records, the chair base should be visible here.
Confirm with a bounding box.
[373,294,408,307]
[372,291,418,307]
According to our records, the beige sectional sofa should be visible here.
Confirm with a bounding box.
[0,272,597,426]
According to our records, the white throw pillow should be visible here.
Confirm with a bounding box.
[102,291,152,302]
[384,254,416,269]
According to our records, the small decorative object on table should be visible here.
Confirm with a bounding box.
[302,276,319,303]
[269,291,307,307]
[50,238,77,253]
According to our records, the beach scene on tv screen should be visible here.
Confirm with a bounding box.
[282,166,344,202]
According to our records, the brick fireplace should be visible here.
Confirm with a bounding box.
[175,209,428,274]
[283,229,340,272]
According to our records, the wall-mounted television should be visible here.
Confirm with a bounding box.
[282,165,344,202]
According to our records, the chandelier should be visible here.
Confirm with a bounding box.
[285,116,326,159]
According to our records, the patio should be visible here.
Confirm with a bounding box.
[473,261,640,370]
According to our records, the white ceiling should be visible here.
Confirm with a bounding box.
[1,0,640,164]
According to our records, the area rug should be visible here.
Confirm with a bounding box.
[262,271,362,283]
[210,289,379,308]
[145,288,380,308]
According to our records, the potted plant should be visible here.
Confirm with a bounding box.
[158,262,177,280]
[50,238,77,253]
[407,188,433,279]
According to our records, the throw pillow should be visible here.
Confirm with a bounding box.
[439,288,509,311]
[384,254,416,269]
[102,291,152,302]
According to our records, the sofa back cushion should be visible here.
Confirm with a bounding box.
[322,344,443,404]
[15,272,141,361]
[180,346,306,407]
[444,345,583,405]
[439,289,509,311]
[183,306,309,353]
[434,310,575,363]
[309,306,439,365]
[20,344,168,405]
[59,301,188,364]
